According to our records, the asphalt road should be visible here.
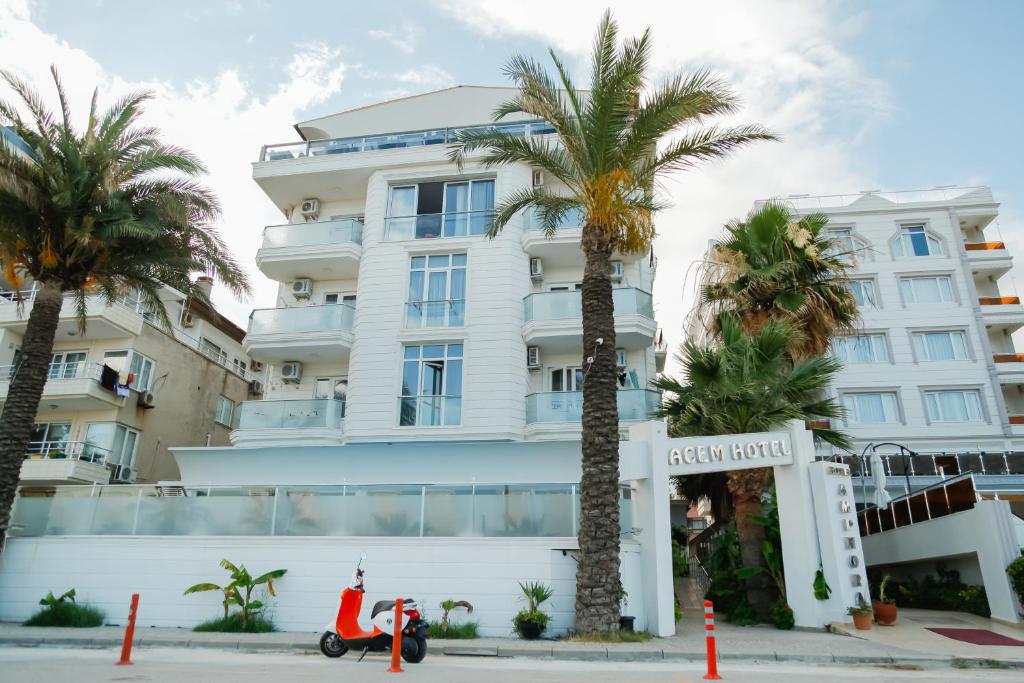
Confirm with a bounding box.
[0,645,1019,682]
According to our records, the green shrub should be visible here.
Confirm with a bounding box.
[769,597,794,630]
[427,621,478,639]
[672,540,690,578]
[193,612,276,633]
[512,609,550,637]
[1008,555,1024,603]
[703,526,756,624]
[24,601,104,627]
[891,567,989,617]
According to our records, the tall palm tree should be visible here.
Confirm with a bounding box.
[0,67,249,547]
[695,201,859,359]
[449,12,775,632]
[654,313,849,617]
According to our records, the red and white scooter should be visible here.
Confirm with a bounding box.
[318,552,429,664]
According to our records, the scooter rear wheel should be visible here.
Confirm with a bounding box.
[319,631,348,658]
[401,636,427,664]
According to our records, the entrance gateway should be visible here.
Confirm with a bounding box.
[620,420,867,636]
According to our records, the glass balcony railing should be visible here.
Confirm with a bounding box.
[526,389,661,423]
[398,395,461,427]
[261,218,363,250]
[248,304,354,336]
[523,288,654,322]
[259,120,557,162]
[525,207,584,231]
[384,210,495,241]
[404,299,465,328]
[235,398,344,431]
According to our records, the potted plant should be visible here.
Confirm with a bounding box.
[872,575,897,625]
[513,580,552,640]
[848,596,873,630]
[618,586,635,632]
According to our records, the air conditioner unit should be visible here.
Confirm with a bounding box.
[249,379,265,396]
[616,348,627,369]
[527,346,541,370]
[531,169,544,188]
[529,257,544,280]
[281,361,303,383]
[137,391,156,408]
[610,261,624,282]
[292,278,313,300]
[110,464,136,483]
[251,360,264,372]
[182,312,195,328]
[299,198,320,221]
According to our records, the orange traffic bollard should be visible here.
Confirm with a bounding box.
[703,600,722,680]
[387,597,404,673]
[116,593,140,666]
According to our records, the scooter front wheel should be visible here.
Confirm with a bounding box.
[401,636,427,664]
[319,631,348,658]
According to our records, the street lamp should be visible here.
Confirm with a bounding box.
[871,442,918,495]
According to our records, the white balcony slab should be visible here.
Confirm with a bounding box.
[0,376,125,412]
[255,219,363,281]
[0,296,143,339]
[244,305,355,363]
[19,457,110,486]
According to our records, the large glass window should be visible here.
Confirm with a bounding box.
[825,229,856,263]
[314,377,348,416]
[386,180,495,239]
[550,367,584,392]
[102,350,155,391]
[49,351,87,379]
[406,254,467,327]
[912,331,969,361]
[893,225,942,257]
[28,422,72,453]
[84,422,139,470]
[400,344,463,426]
[900,276,954,305]
[925,390,983,422]
[842,392,901,424]
[444,179,495,237]
[845,280,877,308]
[832,334,888,364]
[215,396,235,426]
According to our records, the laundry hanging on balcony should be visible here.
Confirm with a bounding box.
[99,364,119,393]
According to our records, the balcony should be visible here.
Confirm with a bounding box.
[1011,415,1024,436]
[993,353,1024,384]
[20,441,111,486]
[521,208,645,267]
[244,304,354,362]
[522,288,656,351]
[964,241,1012,277]
[979,296,1024,333]
[0,289,143,339]
[525,389,660,439]
[255,218,363,281]
[384,210,494,241]
[253,120,555,210]
[654,329,668,373]
[0,362,126,411]
[231,398,344,446]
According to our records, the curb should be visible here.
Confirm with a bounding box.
[1,636,1022,669]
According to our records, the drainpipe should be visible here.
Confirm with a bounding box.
[951,208,1012,441]
[205,433,212,447]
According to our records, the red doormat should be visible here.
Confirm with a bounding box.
[927,627,1024,646]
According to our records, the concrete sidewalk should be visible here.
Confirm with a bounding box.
[0,609,1020,669]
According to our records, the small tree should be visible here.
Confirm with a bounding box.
[185,559,286,628]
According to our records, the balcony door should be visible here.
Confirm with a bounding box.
[49,351,87,379]
[550,367,583,392]
[28,422,71,454]
[313,377,348,416]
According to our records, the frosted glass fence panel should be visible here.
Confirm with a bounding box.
[526,389,660,423]
[523,288,654,321]
[9,484,620,538]
[236,399,344,431]
[261,218,363,249]
[248,305,354,335]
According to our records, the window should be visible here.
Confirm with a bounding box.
[825,228,856,263]
[386,179,495,239]
[549,283,583,292]
[232,358,248,375]
[893,225,942,257]
[400,343,463,426]
[83,422,139,470]
[28,422,72,453]
[842,392,901,424]
[215,396,235,426]
[406,254,466,327]
[314,377,348,415]
[103,350,155,391]
[199,338,227,365]
[912,331,969,361]
[324,293,356,306]
[550,367,583,392]
[832,334,888,364]
[900,276,954,305]
[845,280,877,308]
[925,390,983,422]
[49,351,87,379]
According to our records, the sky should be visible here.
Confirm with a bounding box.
[2,0,1023,370]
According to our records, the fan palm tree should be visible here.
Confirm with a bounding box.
[0,67,249,546]
[449,11,775,632]
[695,201,859,359]
[654,313,848,618]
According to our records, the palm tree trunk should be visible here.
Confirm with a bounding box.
[574,229,621,633]
[727,469,774,621]
[0,281,64,549]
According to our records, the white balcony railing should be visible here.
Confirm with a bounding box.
[261,218,364,249]
[523,288,655,322]
[248,304,354,336]
[235,398,344,431]
[24,440,111,465]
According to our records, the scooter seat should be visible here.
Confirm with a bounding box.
[370,600,395,618]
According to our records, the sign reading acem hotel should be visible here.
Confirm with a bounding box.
[665,431,793,476]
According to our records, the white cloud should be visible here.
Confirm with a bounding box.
[0,0,347,326]
[440,0,892,373]
[367,23,420,55]
[395,65,455,87]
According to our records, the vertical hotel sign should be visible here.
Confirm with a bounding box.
[665,431,794,476]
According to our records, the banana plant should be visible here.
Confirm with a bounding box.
[439,599,474,632]
[183,580,235,619]
[184,559,286,626]
[39,588,76,608]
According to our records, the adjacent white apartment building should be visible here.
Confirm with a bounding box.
[772,187,1024,457]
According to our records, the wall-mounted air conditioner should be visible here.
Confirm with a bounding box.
[251,360,264,372]
[299,198,320,221]
[137,391,156,408]
[281,361,303,383]
[249,379,265,396]
[527,346,541,369]
[529,257,544,280]
[109,464,136,483]
[531,169,544,188]
[616,348,627,369]
[610,261,624,283]
[292,278,313,300]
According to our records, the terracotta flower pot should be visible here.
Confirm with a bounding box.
[872,601,897,626]
[851,611,873,630]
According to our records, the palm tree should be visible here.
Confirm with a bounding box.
[695,201,859,359]
[449,12,775,632]
[0,67,249,547]
[654,313,849,618]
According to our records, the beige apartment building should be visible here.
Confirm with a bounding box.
[0,277,260,487]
